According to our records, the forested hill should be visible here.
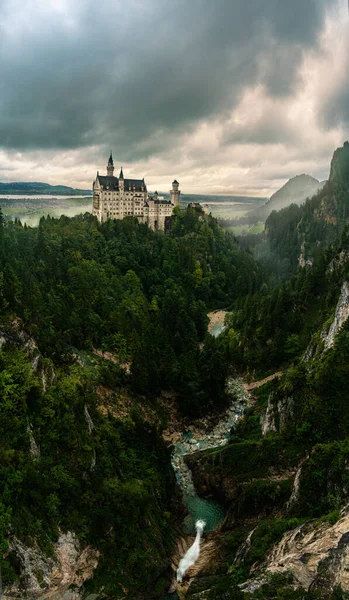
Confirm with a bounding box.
[0,181,91,195]
[265,141,349,272]
[186,227,349,598]
[0,206,263,598]
[227,173,325,228]
[0,207,261,413]
[182,145,349,599]
[262,174,325,216]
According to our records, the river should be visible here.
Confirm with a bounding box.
[164,312,251,599]
[171,378,250,533]
[166,376,250,599]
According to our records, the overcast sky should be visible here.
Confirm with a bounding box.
[0,0,348,195]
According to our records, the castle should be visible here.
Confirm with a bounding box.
[92,154,180,230]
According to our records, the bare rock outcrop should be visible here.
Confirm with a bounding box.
[4,532,99,599]
[255,509,349,594]
[321,281,349,350]
[260,393,294,437]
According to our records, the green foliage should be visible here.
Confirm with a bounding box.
[235,479,293,518]
[0,209,265,596]
[244,519,304,567]
[0,209,261,417]
[291,440,349,518]
[0,348,178,596]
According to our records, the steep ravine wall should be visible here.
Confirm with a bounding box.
[321,280,349,350]
[4,532,99,600]
[252,508,349,596]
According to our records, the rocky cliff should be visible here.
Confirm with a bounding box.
[251,508,349,596]
[4,532,99,599]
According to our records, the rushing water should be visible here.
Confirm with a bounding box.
[171,379,250,534]
[177,520,206,582]
[164,323,250,596]
[211,322,226,337]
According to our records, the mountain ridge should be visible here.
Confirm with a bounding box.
[0,181,91,195]
[265,173,325,213]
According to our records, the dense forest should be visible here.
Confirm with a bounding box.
[1,142,349,600]
[183,144,349,599]
[0,206,261,416]
[0,205,263,598]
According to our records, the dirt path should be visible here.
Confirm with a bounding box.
[244,371,282,391]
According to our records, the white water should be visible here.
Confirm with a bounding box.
[177,520,206,583]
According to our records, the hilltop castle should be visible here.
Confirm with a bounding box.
[92,154,180,230]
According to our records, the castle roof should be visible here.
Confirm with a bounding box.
[97,174,146,192]
[108,153,114,166]
[97,175,118,190]
[124,178,146,190]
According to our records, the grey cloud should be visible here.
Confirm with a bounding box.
[0,0,337,159]
[222,106,299,147]
[321,80,349,130]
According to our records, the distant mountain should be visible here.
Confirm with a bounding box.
[265,141,349,271]
[0,181,91,196]
[261,174,326,218]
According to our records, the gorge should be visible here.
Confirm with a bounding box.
[1,142,349,599]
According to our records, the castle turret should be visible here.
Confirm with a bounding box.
[107,153,114,176]
[119,167,124,191]
[170,180,180,206]
[93,172,101,211]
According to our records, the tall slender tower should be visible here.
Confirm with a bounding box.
[170,180,180,206]
[107,153,114,176]
[119,167,124,191]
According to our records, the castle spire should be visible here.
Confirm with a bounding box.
[119,167,124,179]
[107,152,114,176]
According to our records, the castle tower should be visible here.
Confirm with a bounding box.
[119,167,124,191]
[170,180,180,206]
[107,153,114,176]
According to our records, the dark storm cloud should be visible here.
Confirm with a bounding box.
[0,0,337,158]
[321,79,349,129]
[222,103,299,146]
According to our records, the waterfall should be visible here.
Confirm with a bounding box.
[27,423,40,458]
[170,378,250,589]
[286,464,303,511]
[234,527,256,564]
[177,520,206,583]
[84,405,95,434]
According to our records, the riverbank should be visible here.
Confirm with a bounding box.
[168,378,252,595]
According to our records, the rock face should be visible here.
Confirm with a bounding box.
[0,319,56,391]
[260,393,294,437]
[4,532,99,599]
[260,395,277,436]
[329,141,349,188]
[321,281,349,350]
[259,510,349,595]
